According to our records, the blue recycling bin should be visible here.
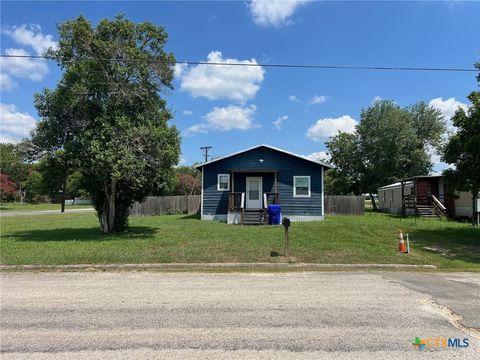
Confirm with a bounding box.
[267,204,281,225]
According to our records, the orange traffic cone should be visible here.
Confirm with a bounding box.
[398,230,406,253]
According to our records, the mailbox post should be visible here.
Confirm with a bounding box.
[282,217,291,257]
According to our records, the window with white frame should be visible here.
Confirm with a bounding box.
[217,174,230,191]
[293,176,311,197]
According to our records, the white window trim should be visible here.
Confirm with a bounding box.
[293,175,311,198]
[217,174,230,191]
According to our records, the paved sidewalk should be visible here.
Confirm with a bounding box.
[0,208,95,217]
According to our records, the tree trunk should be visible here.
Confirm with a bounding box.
[370,193,378,211]
[19,184,25,205]
[100,179,117,234]
[472,189,479,226]
[108,179,116,231]
[60,176,67,213]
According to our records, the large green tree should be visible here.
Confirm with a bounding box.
[33,15,180,233]
[327,100,445,209]
[443,88,480,223]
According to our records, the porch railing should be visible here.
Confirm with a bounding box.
[432,195,447,217]
[403,194,445,208]
[264,192,280,206]
[404,194,416,208]
[228,192,244,211]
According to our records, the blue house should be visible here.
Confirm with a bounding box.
[195,144,331,224]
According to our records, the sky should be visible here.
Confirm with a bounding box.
[1,0,479,172]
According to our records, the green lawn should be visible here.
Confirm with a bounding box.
[0,212,479,270]
[0,203,93,212]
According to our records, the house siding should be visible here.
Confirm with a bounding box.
[201,146,324,217]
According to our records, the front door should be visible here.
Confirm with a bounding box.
[246,177,263,209]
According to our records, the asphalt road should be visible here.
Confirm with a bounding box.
[1,272,479,359]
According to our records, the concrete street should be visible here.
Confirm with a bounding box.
[1,272,479,359]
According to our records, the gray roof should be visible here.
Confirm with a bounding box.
[194,144,332,169]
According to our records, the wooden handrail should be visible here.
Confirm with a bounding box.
[228,192,245,211]
[230,192,279,212]
[264,192,280,205]
[432,194,447,217]
[432,195,446,211]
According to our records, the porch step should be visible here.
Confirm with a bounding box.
[416,205,440,219]
[242,209,265,225]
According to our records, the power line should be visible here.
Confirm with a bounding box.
[0,53,476,73]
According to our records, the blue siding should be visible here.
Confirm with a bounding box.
[201,146,325,217]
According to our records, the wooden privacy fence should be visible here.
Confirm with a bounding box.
[324,195,365,216]
[131,195,364,217]
[130,195,200,216]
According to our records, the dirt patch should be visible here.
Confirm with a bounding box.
[424,245,456,258]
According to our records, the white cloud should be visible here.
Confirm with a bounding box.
[305,151,331,163]
[0,103,37,143]
[306,115,357,141]
[174,63,187,78]
[1,24,57,90]
[177,51,265,103]
[0,48,49,82]
[372,96,382,104]
[272,115,288,130]
[310,95,327,105]
[2,24,58,55]
[0,73,16,91]
[288,95,300,102]
[185,105,257,135]
[427,145,442,166]
[249,0,311,27]
[428,97,468,121]
[182,110,193,116]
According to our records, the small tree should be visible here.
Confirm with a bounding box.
[22,169,44,203]
[0,143,30,203]
[172,166,200,195]
[33,15,180,233]
[0,173,17,202]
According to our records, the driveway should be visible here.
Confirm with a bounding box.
[0,272,478,359]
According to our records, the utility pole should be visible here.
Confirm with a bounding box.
[200,146,212,163]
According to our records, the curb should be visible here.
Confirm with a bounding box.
[0,263,437,272]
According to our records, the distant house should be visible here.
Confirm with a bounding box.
[377,175,475,218]
[194,144,331,224]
